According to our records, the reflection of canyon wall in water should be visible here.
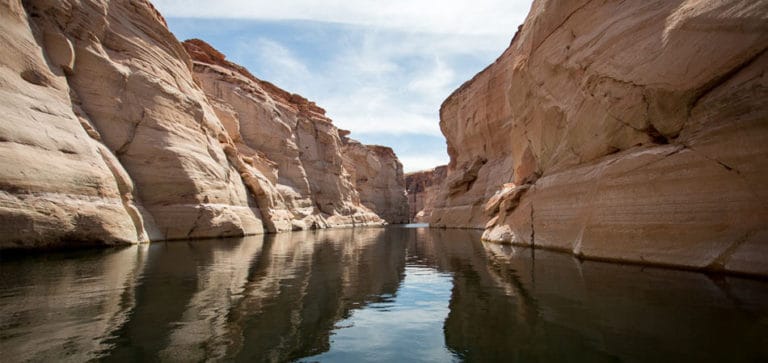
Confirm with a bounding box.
[158,237,266,361]
[2,228,767,361]
[229,228,408,361]
[411,230,768,362]
[0,246,148,361]
[100,227,407,361]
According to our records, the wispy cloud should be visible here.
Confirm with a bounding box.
[235,38,311,86]
[219,27,500,138]
[399,155,451,173]
[160,1,533,171]
[153,0,533,35]
[407,57,456,103]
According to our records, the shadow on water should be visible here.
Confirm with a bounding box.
[1,226,767,362]
[0,245,149,361]
[423,229,768,362]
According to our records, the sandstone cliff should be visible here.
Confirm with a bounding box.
[182,39,386,231]
[15,0,274,244]
[0,0,405,249]
[405,166,447,223]
[339,131,409,224]
[432,0,768,276]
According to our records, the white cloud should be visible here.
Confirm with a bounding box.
[234,38,310,87]
[153,0,533,36]
[399,154,450,173]
[160,1,535,171]
[230,31,496,169]
[329,108,443,136]
[407,57,455,103]
[321,85,444,136]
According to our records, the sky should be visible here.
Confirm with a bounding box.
[152,0,534,172]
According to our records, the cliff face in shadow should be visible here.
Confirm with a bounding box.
[405,166,447,222]
[430,0,768,276]
[0,0,407,249]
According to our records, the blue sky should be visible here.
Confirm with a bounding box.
[153,1,533,172]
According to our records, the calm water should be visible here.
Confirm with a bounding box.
[1,226,767,362]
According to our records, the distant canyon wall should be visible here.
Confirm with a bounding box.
[405,166,447,223]
[431,0,768,276]
[0,0,406,249]
[339,131,409,224]
[182,39,395,230]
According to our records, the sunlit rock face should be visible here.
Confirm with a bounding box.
[0,0,141,248]
[432,0,768,276]
[0,0,411,248]
[182,39,387,231]
[340,131,409,224]
[1,0,263,246]
[405,166,447,223]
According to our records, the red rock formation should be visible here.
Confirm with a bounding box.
[340,132,409,224]
[405,166,447,223]
[432,0,768,276]
[183,39,330,123]
[0,0,407,249]
[0,0,140,248]
[182,39,389,230]
[18,0,274,242]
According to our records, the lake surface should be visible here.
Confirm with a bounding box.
[1,225,767,362]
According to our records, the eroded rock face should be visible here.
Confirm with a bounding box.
[340,132,409,224]
[405,166,447,223]
[0,0,403,249]
[183,39,386,230]
[11,0,267,243]
[0,0,142,248]
[433,0,768,276]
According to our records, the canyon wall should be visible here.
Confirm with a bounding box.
[339,131,409,224]
[182,39,386,230]
[432,0,768,276]
[405,166,447,223]
[0,0,405,249]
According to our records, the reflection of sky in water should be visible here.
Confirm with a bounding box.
[305,266,458,363]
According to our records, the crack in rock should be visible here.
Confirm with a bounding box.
[707,231,753,270]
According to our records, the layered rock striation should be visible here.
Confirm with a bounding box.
[182,39,386,231]
[405,166,447,223]
[432,0,768,276]
[339,131,409,224]
[0,0,405,249]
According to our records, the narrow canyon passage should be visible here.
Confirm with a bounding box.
[2,0,766,276]
[1,0,767,361]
